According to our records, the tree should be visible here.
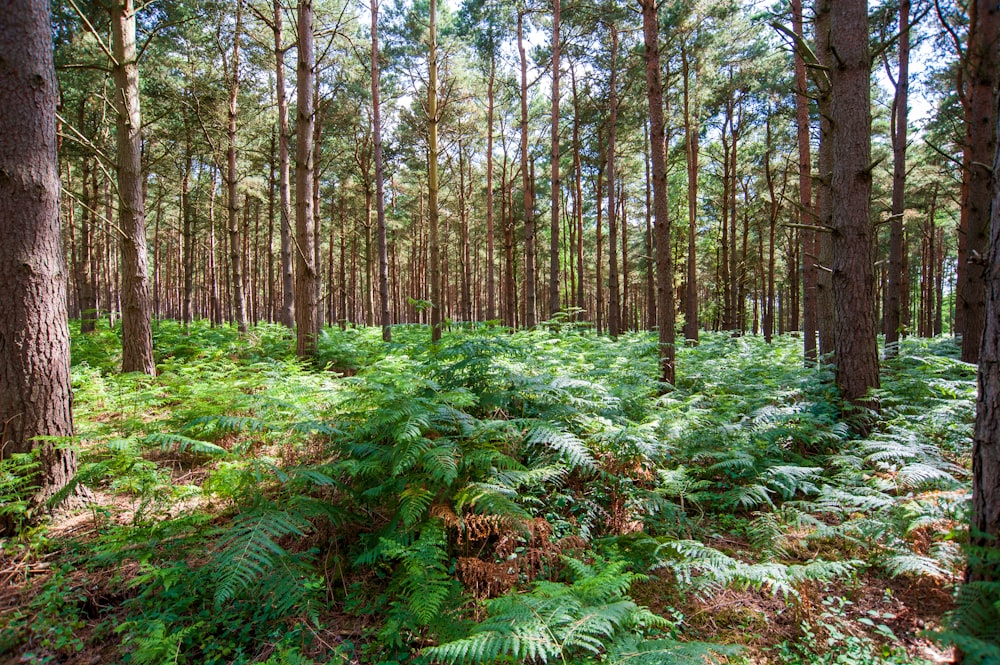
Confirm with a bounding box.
[372,0,391,342]
[296,0,319,357]
[883,0,911,356]
[112,0,155,375]
[971,93,1000,579]
[548,0,561,318]
[0,0,76,523]
[272,0,295,328]
[959,0,1000,363]
[517,8,537,329]
[640,0,675,385]
[226,0,249,334]
[791,0,816,363]
[427,0,443,341]
[829,0,879,406]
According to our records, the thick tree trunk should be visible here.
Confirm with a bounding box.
[295,0,318,357]
[518,11,536,328]
[641,0,675,384]
[960,0,1000,363]
[0,0,76,516]
[111,0,154,375]
[830,0,879,407]
[970,100,1000,579]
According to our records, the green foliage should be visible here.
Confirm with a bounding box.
[426,554,735,665]
[7,323,974,664]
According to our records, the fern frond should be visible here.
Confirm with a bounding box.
[212,506,309,608]
[144,432,228,456]
[524,424,597,471]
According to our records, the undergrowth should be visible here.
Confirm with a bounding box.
[0,320,974,664]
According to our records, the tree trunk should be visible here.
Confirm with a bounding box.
[486,55,497,321]
[641,0,675,384]
[607,23,621,339]
[111,0,155,374]
[682,44,699,343]
[960,0,1000,363]
[969,98,1000,579]
[884,0,910,356]
[815,0,835,360]
[548,0,561,318]
[830,0,879,407]
[518,11,536,328]
[274,0,295,328]
[793,0,817,362]
[295,0,318,357]
[0,0,76,518]
[226,0,247,334]
[372,0,391,341]
[429,0,442,341]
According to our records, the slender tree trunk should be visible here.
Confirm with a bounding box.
[274,0,295,328]
[111,0,154,375]
[548,0,561,317]
[226,0,248,334]
[486,55,497,321]
[429,0,442,341]
[518,11,536,328]
[815,0,835,360]
[607,23,621,339]
[571,62,585,319]
[0,0,76,517]
[371,0,391,341]
[793,0,817,362]
[884,0,910,355]
[295,0,318,356]
[682,44,699,343]
[78,155,97,333]
[641,0,675,383]
[830,0,879,407]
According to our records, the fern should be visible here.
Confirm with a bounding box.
[212,504,310,608]
[425,555,680,665]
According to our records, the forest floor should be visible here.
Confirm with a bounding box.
[0,322,973,664]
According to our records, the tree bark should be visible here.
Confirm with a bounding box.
[960,0,1000,363]
[830,0,879,407]
[641,0,675,384]
[274,0,295,328]
[518,11,536,328]
[111,0,155,375]
[0,0,76,518]
[884,0,911,356]
[793,0,817,362]
[372,0,391,341]
[429,0,442,341]
[548,0,561,318]
[295,0,318,357]
[815,0,835,360]
[607,23,621,339]
[227,0,247,334]
[682,44,699,342]
[970,96,1000,579]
